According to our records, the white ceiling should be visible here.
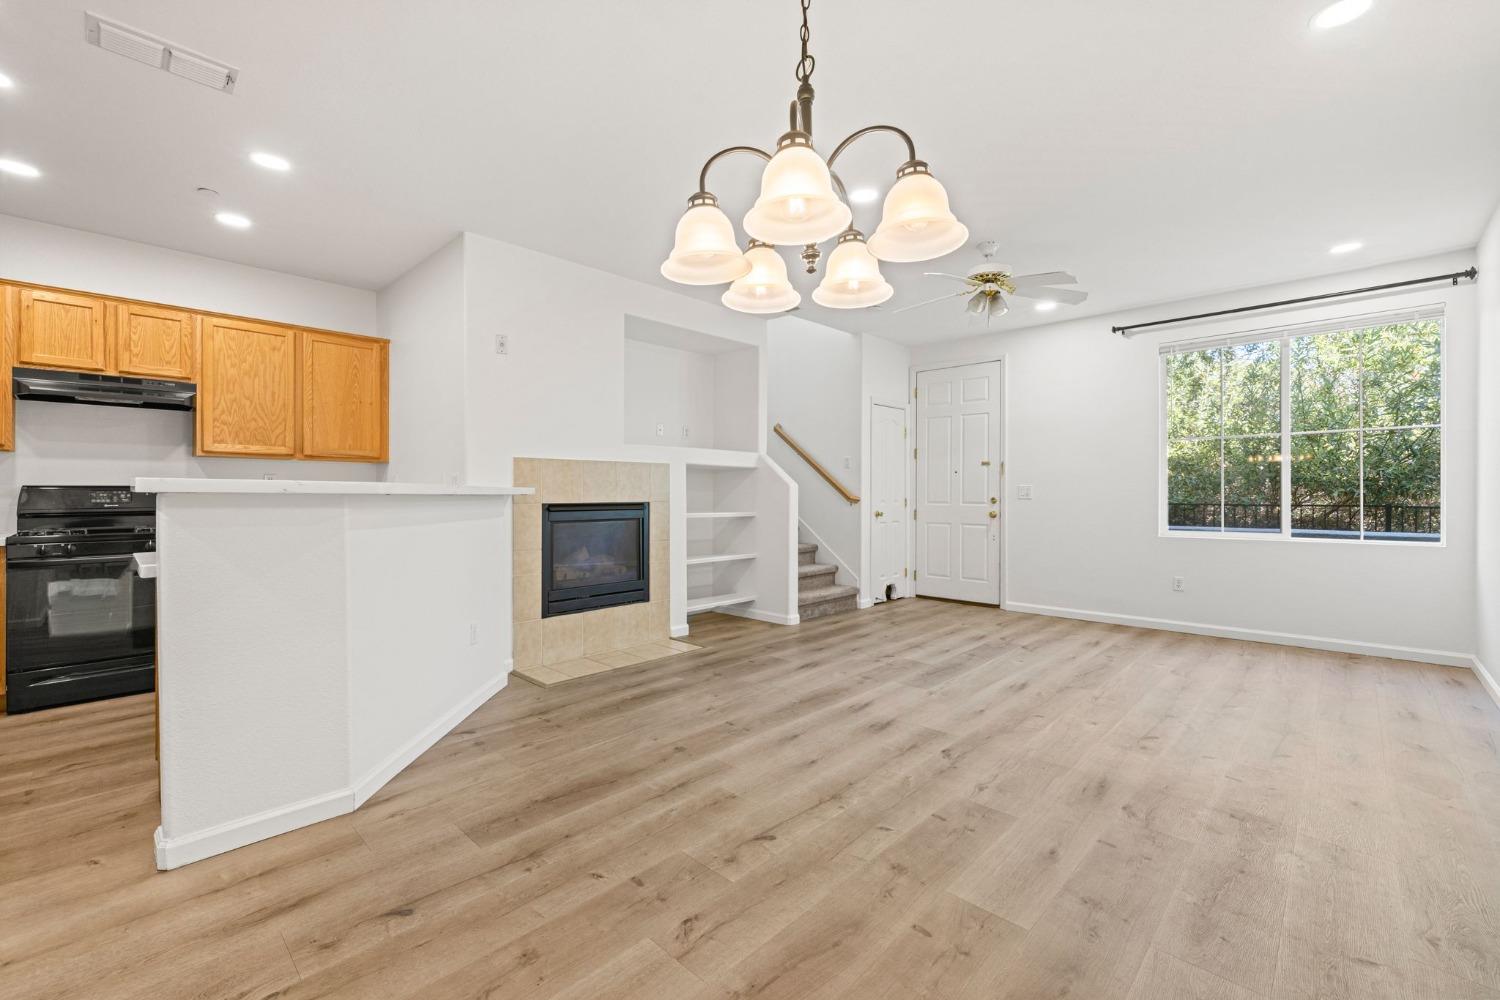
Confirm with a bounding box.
[1,0,1497,345]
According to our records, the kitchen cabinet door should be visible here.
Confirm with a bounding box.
[117,303,195,380]
[197,317,297,457]
[17,288,108,371]
[300,331,388,462]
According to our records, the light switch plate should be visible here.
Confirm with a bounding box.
[1018,484,1034,499]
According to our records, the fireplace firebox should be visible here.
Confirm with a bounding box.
[541,503,650,617]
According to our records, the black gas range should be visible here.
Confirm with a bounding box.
[5,486,157,713]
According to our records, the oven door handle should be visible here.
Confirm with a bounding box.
[5,553,146,567]
[32,662,153,686]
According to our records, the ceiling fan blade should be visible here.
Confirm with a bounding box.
[1009,286,1088,305]
[1010,271,1078,288]
[890,290,971,315]
[922,272,975,284]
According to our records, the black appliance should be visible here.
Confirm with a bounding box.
[12,366,196,411]
[541,503,650,617]
[5,486,157,713]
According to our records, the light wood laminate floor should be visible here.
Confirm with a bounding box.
[3,599,1500,999]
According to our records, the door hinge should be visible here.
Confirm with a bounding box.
[912,509,917,520]
[912,571,917,581]
[913,387,918,399]
[903,568,908,578]
[913,447,918,460]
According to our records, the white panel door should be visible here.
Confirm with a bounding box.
[870,402,908,600]
[915,361,1001,604]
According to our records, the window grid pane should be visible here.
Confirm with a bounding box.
[1165,316,1441,543]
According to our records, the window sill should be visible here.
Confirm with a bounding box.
[1158,529,1445,549]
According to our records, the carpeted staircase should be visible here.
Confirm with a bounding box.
[797,542,859,621]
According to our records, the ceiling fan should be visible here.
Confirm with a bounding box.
[894,241,1088,322]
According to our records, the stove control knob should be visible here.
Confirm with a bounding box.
[62,543,77,556]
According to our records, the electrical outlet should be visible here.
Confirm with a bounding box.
[494,334,508,355]
[843,456,852,470]
[681,425,690,440]
[261,473,275,480]
[469,624,479,645]
[1172,576,1185,592]
[1018,484,1034,500]
[656,423,665,437]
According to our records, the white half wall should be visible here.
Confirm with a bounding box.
[907,251,1479,662]
[154,490,512,868]
[1475,204,1500,681]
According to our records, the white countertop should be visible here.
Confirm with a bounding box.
[134,478,533,497]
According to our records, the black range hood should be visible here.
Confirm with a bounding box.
[12,367,196,411]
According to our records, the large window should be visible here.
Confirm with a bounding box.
[1162,309,1443,542]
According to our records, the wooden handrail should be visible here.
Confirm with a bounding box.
[773,423,860,504]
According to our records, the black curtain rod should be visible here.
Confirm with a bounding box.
[1113,266,1478,337]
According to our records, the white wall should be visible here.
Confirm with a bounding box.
[907,251,1479,663]
[623,339,718,448]
[0,215,384,531]
[377,234,468,484]
[460,232,765,482]
[766,315,862,582]
[1475,206,1500,683]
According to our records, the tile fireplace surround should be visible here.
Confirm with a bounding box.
[512,458,689,685]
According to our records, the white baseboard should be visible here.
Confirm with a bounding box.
[1004,601,1473,668]
[1472,657,1500,709]
[155,787,351,870]
[351,666,510,808]
[725,606,800,626]
[670,623,690,638]
[156,665,512,871]
[858,597,875,609]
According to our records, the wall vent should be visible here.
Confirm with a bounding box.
[84,12,238,93]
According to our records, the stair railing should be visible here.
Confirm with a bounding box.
[773,423,860,505]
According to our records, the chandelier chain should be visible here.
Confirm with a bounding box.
[795,0,815,84]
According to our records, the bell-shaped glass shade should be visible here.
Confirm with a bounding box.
[722,244,801,314]
[661,201,752,285]
[867,169,969,263]
[743,145,851,245]
[812,233,893,309]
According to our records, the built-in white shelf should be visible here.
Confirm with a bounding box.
[685,552,757,567]
[683,451,759,470]
[686,511,756,520]
[686,592,756,614]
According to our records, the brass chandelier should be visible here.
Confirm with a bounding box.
[660,0,968,314]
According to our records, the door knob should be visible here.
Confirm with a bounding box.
[988,510,998,519]
[874,510,884,518]
[989,496,998,504]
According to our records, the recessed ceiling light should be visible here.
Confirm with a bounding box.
[848,187,879,205]
[1311,0,1373,30]
[0,71,14,89]
[215,211,252,229]
[249,151,291,172]
[0,158,41,178]
[1329,240,1363,255]
[1034,300,1059,312]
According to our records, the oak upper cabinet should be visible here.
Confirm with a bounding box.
[116,302,195,380]
[0,286,15,451]
[196,317,297,457]
[18,288,108,371]
[299,331,388,462]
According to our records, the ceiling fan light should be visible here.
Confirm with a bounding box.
[867,164,969,263]
[812,231,893,309]
[743,139,851,245]
[722,243,801,314]
[661,196,752,285]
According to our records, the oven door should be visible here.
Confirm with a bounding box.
[5,551,156,712]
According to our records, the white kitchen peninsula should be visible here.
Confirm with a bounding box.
[135,478,531,869]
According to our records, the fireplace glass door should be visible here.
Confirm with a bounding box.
[541,503,650,616]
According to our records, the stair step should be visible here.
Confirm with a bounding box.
[797,583,858,621]
[797,562,837,592]
[798,542,817,566]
